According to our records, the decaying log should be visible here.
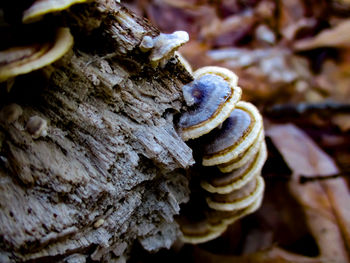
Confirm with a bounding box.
[0,1,194,262]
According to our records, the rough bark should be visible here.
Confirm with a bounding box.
[0,1,194,262]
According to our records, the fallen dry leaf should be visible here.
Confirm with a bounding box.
[278,0,307,39]
[205,47,313,102]
[281,18,317,41]
[332,114,350,132]
[267,123,350,262]
[294,19,350,50]
[199,10,256,47]
[193,246,322,263]
[316,59,350,103]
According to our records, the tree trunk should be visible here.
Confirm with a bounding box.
[0,1,194,262]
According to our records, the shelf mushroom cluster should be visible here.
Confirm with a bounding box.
[0,0,87,83]
[177,66,266,244]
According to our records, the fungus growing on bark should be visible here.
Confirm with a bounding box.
[178,190,264,244]
[178,216,228,244]
[201,142,267,194]
[140,31,189,67]
[26,115,48,139]
[220,191,264,226]
[218,130,264,173]
[209,192,263,226]
[0,27,74,82]
[206,175,265,211]
[202,101,263,167]
[177,66,267,245]
[23,0,89,23]
[178,74,241,141]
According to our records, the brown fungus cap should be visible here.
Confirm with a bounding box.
[178,176,265,244]
[177,192,229,244]
[218,129,265,173]
[178,214,229,244]
[0,27,73,82]
[179,73,241,141]
[206,175,265,211]
[207,193,263,226]
[23,0,89,23]
[194,192,265,242]
[201,141,267,194]
[205,192,264,229]
[209,176,258,204]
[202,101,263,166]
[221,191,264,226]
[205,155,257,189]
[205,208,241,226]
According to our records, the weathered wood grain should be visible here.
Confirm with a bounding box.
[0,1,194,261]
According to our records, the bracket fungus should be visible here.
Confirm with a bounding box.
[23,0,89,23]
[0,27,74,83]
[206,175,265,211]
[201,142,267,194]
[177,66,266,244]
[202,101,263,167]
[218,130,264,173]
[179,190,264,244]
[178,214,228,244]
[140,31,189,67]
[178,68,242,141]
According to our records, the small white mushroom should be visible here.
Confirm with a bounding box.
[139,35,154,52]
[26,115,48,139]
[0,104,23,124]
[93,218,105,228]
[140,31,189,68]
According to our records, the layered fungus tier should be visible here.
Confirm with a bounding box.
[176,66,266,244]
